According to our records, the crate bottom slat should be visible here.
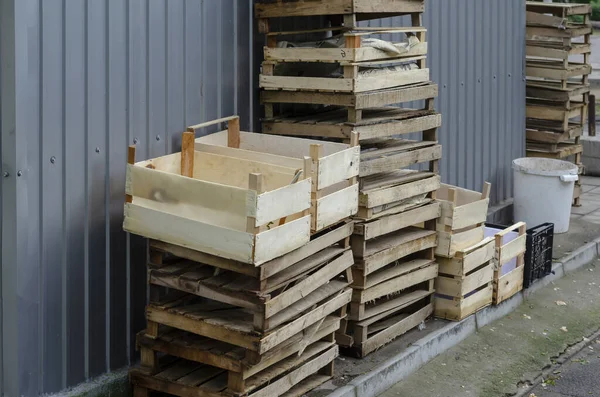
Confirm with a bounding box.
[262,107,441,140]
[434,282,493,321]
[341,302,433,358]
[130,343,338,397]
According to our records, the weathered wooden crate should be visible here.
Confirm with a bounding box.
[131,337,339,397]
[359,138,442,177]
[340,291,434,358]
[263,107,442,141]
[264,28,427,65]
[123,132,313,265]
[526,1,591,18]
[434,238,495,321]
[144,286,351,364]
[261,62,430,94]
[261,81,439,124]
[356,171,441,220]
[255,0,424,27]
[486,222,527,305]
[352,226,438,277]
[435,183,491,258]
[194,119,360,233]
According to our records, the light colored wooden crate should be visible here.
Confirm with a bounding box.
[255,0,424,19]
[434,238,495,321]
[486,222,527,305]
[123,125,313,265]
[526,1,592,17]
[436,225,486,259]
[436,183,491,232]
[131,341,339,397]
[261,64,430,94]
[264,28,427,64]
[194,119,360,233]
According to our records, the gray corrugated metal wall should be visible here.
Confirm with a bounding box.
[0,0,524,395]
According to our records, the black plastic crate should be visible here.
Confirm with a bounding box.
[524,223,554,288]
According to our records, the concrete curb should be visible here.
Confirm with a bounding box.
[327,237,600,397]
[47,238,600,397]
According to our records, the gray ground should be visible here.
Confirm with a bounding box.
[378,258,600,397]
[528,336,600,397]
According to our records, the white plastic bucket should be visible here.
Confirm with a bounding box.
[512,158,578,234]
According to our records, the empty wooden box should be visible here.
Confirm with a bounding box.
[435,182,491,258]
[194,118,360,233]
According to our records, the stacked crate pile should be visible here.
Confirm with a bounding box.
[525,1,592,206]
[434,184,527,321]
[255,0,442,357]
[124,117,359,397]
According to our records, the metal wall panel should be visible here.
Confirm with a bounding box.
[0,0,524,395]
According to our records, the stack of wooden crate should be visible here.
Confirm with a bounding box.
[525,1,592,206]
[124,117,360,397]
[255,0,442,357]
[433,184,527,321]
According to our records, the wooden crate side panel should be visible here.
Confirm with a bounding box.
[353,0,424,13]
[359,303,432,356]
[260,75,354,92]
[435,226,485,258]
[318,147,360,190]
[261,221,353,279]
[315,183,359,231]
[493,266,524,305]
[450,199,490,230]
[360,202,440,240]
[195,142,304,170]
[254,216,311,265]
[361,233,438,275]
[255,179,311,227]
[255,0,351,18]
[360,175,440,208]
[461,239,496,274]
[260,289,352,354]
[436,238,495,276]
[127,164,255,231]
[357,113,441,140]
[354,69,430,93]
[359,145,442,177]
[434,284,493,321]
[264,250,353,317]
[124,203,255,263]
[354,264,438,303]
[435,265,493,298]
[497,234,527,266]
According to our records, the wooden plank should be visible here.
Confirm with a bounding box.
[436,226,485,259]
[355,202,440,240]
[264,250,353,318]
[526,1,592,16]
[146,306,259,352]
[435,264,494,298]
[434,284,493,321]
[526,25,592,39]
[250,346,338,397]
[129,368,224,397]
[526,10,566,28]
[349,289,432,321]
[317,147,360,190]
[526,64,592,80]
[436,238,495,277]
[359,145,442,177]
[437,197,490,231]
[359,303,432,357]
[354,69,430,93]
[356,259,434,290]
[493,266,524,305]
[315,183,359,231]
[353,264,438,303]
[126,163,256,231]
[181,132,196,177]
[255,179,311,227]
[261,221,353,279]
[355,229,437,275]
[360,175,440,208]
[259,289,351,354]
[254,216,311,265]
[355,83,438,109]
[497,234,526,267]
[260,75,354,92]
[124,203,255,264]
